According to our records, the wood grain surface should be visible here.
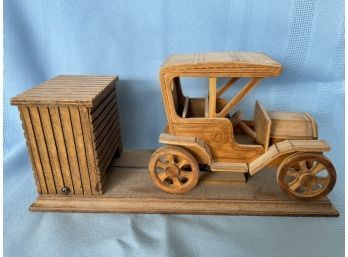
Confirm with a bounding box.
[11,76,122,195]
[29,150,338,216]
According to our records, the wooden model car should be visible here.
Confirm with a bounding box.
[149,52,336,201]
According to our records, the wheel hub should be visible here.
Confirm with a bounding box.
[299,173,316,187]
[165,165,179,178]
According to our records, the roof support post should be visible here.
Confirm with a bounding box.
[216,77,239,97]
[217,77,262,118]
[208,78,217,117]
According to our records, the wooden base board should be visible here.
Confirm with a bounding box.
[30,150,339,216]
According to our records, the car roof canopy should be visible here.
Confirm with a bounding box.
[161,52,282,77]
[159,52,282,119]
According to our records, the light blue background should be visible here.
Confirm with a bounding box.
[4,0,344,256]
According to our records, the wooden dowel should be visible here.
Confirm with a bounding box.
[239,120,256,139]
[218,78,262,118]
[182,97,189,118]
[209,78,217,118]
[204,96,209,118]
[216,78,239,97]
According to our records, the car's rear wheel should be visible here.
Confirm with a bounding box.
[277,153,336,201]
[149,146,199,194]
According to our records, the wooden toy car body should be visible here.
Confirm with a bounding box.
[149,52,336,200]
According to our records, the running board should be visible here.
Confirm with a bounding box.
[210,162,248,173]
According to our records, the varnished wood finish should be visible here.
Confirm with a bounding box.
[204,96,209,117]
[149,146,199,194]
[28,106,57,194]
[217,78,262,118]
[169,119,264,163]
[11,75,118,107]
[208,78,217,118]
[159,133,212,165]
[216,77,239,97]
[59,107,83,194]
[38,107,65,193]
[254,100,271,151]
[11,75,122,196]
[20,107,47,194]
[277,153,336,201]
[210,162,248,173]
[238,120,256,139]
[249,139,331,175]
[182,97,189,118]
[161,52,282,77]
[154,52,336,199]
[269,111,318,143]
[29,151,338,216]
[158,52,277,166]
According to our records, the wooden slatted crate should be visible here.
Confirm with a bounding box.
[11,75,122,196]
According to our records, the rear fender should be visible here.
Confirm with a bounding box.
[159,133,212,165]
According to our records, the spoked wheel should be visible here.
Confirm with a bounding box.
[277,153,336,201]
[149,146,199,194]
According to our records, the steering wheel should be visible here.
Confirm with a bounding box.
[230,110,243,127]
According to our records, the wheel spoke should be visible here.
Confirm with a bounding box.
[298,161,308,172]
[306,160,314,169]
[167,154,175,164]
[310,163,325,175]
[157,172,168,181]
[305,186,313,195]
[180,171,192,180]
[177,159,189,169]
[172,177,182,187]
[316,176,329,186]
[288,179,301,191]
[286,170,299,178]
[150,146,199,193]
[157,160,168,169]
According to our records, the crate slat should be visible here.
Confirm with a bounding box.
[39,107,65,192]
[59,107,83,194]
[91,99,117,125]
[49,107,75,194]
[28,106,57,194]
[90,90,116,119]
[92,101,118,131]
[20,107,45,194]
[94,107,118,145]
[70,108,92,195]
[95,119,119,163]
[99,131,121,175]
[79,108,100,195]
[100,136,121,180]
